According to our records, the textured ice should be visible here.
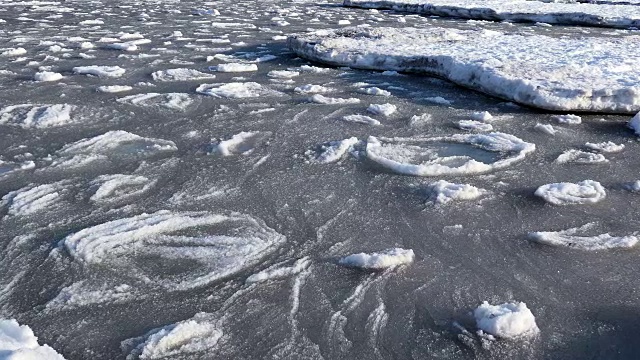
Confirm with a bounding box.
[294,84,331,94]
[555,149,608,164]
[367,103,396,116]
[117,93,194,111]
[151,68,216,82]
[425,180,485,204]
[196,82,279,98]
[529,223,638,250]
[0,104,75,128]
[343,0,640,28]
[122,313,222,360]
[339,248,415,269]
[309,94,361,105]
[628,112,640,135]
[535,180,606,205]
[60,211,285,289]
[342,114,381,125]
[246,257,311,284]
[584,141,625,153]
[0,160,35,178]
[306,137,359,163]
[457,120,493,132]
[97,85,133,93]
[1,183,61,216]
[473,301,539,339]
[0,319,66,360]
[212,63,258,72]
[534,123,558,135]
[89,174,157,204]
[33,71,62,82]
[365,132,535,176]
[2,48,27,57]
[73,65,126,78]
[213,131,271,156]
[552,114,582,124]
[289,26,640,113]
[56,131,177,162]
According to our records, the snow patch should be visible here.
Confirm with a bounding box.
[535,180,606,205]
[339,248,415,269]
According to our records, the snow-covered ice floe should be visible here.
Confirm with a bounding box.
[306,137,359,163]
[73,65,126,78]
[89,174,157,204]
[425,180,485,204]
[365,132,535,176]
[212,131,271,156]
[196,82,281,98]
[1,182,64,217]
[121,313,222,360]
[0,104,75,128]
[0,319,66,359]
[211,63,258,72]
[151,68,216,82]
[246,257,311,284]
[343,0,640,28]
[535,180,606,205]
[117,93,195,111]
[59,211,285,290]
[339,248,414,269]
[288,26,640,113]
[529,223,638,250]
[473,301,539,339]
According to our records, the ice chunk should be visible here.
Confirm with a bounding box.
[294,84,331,94]
[628,112,640,135]
[97,85,133,93]
[289,26,640,113]
[365,132,535,176]
[425,180,485,204]
[0,160,35,178]
[60,211,285,289]
[529,223,638,250]
[267,70,299,79]
[339,248,414,269]
[342,114,381,126]
[212,131,270,156]
[56,130,177,161]
[1,183,61,216]
[358,87,390,96]
[552,114,582,124]
[310,94,360,105]
[0,104,75,128]
[367,103,396,116]
[470,111,493,122]
[555,149,608,164]
[212,63,258,72]
[90,174,156,204]
[73,65,126,78]
[151,68,216,82]
[246,257,311,284]
[457,120,493,132]
[122,313,222,359]
[584,141,624,153]
[534,123,557,135]
[535,180,606,205]
[306,137,359,163]
[424,96,452,105]
[0,319,66,360]
[473,301,539,339]
[34,71,63,82]
[196,82,278,98]
[2,48,27,57]
[117,93,194,111]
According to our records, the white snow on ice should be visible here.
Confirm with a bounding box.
[0,319,66,360]
[535,180,606,205]
[529,223,638,250]
[339,248,415,269]
[425,180,485,204]
[473,301,539,339]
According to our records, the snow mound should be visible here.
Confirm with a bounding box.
[306,137,359,163]
[425,180,485,204]
[365,132,535,176]
[73,65,125,78]
[34,71,63,82]
[212,63,258,72]
[2,183,62,217]
[339,248,415,269]
[122,313,222,360]
[212,131,270,156]
[342,114,381,125]
[151,68,216,82]
[196,82,279,98]
[367,103,396,116]
[0,104,75,128]
[289,26,640,113]
[555,149,608,164]
[309,94,360,105]
[473,301,539,339]
[529,223,638,250]
[343,0,640,28]
[117,93,194,111]
[246,257,311,284]
[89,174,156,204]
[0,319,66,360]
[60,211,285,290]
[535,180,606,205]
[294,84,331,94]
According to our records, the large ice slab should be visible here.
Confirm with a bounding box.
[343,0,640,28]
[288,26,640,113]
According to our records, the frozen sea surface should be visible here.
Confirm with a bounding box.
[1,0,640,359]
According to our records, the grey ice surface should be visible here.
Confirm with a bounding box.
[1,0,640,359]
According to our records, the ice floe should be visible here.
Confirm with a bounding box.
[246,257,311,284]
[196,82,280,98]
[122,313,222,359]
[89,174,156,204]
[555,149,608,164]
[212,63,258,72]
[0,319,66,360]
[535,180,606,205]
[73,65,126,78]
[212,131,271,156]
[34,71,62,82]
[529,223,638,250]
[294,84,331,94]
[365,132,535,176]
[473,301,539,339]
[534,123,558,135]
[97,85,133,93]
[117,93,194,111]
[151,68,216,82]
[289,26,640,113]
[60,211,285,289]
[1,183,63,216]
[367,103,396,116]
[306,137,359,163]
[584,141,625,153]
[344,0,640,28]
[358,87,390,96]
[342,114,381,126]
[457,120,493,132]
[339,248,415,269]
[309,94,360,105]
[424,180,485,204]
[0,104,75,128]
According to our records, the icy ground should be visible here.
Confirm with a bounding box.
[1,0,640,359]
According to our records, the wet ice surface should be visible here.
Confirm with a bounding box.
[1,0,640,359]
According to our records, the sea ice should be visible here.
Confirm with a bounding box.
[89,174,156,204]
[34,71,63,82]
[97,85,133,93]
[555,149,608,164]
[246,257,311,284]
[535,180,606,205]
[473,301,539,339]
[0,319,66,360]
[56,130,177,161]
[457,120,493,132]
[306,137,359,163]
[552,114,582,124]
[529,223,638,250]
[196,82,278,98]
[294,84,331,94]
[0,104,75,128]
[339,248,415,269]
[534,123,557,135]
[73,65,126,78]
[425,180,485,204]
[117,93,194,111]
[212,131,270,156]
[1,183,61,216]
[367,103,396,116]
[584,141,625,153]
[212,63,258,72]
[151,68,216,82]
[342,114,381,125]
[309,94,360,105]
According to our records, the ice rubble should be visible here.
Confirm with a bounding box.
[151,68,216,82]
[425,180,485,204]
[122,313,222,360]
[529,223,638,250]
[343,0,640,28]
[535,180,606,205]
[473,301,539,339]
[246,257,311,284]
[365,132,535,176]
[288,26,640,113]
[212,131,271,156]
[306,137,359,163]
[60,211,285,290]
[89,174,157,204]
[117,93,194,111]
[555,149,608,164]
[0,319,66,360]
[339,248,415,269]
[0,104,75,128]
[73,65,126,78]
